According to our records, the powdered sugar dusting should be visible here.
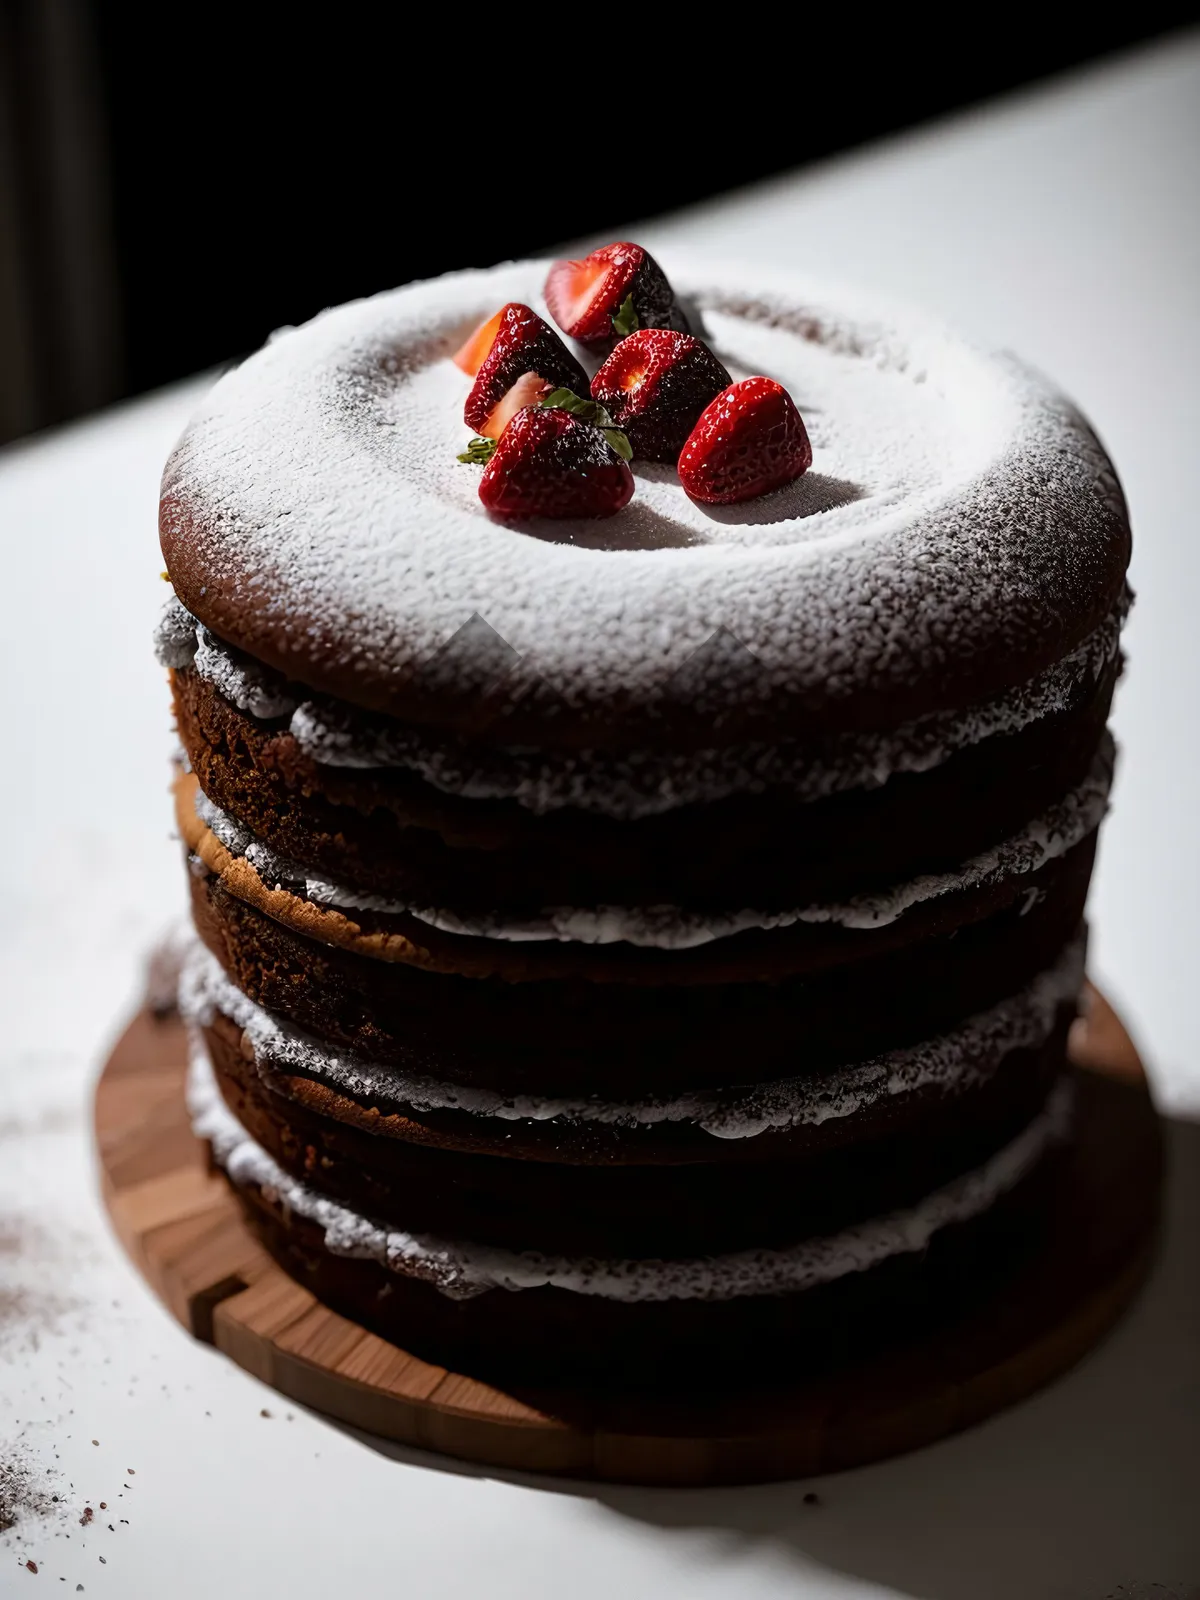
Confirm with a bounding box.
[152,596,196,669]
[192,737,1112,945]
[187,1036,1073,1302]
[180,931,1083,1139]
[164,592,1126,817]
[192,626,294,720]
[161,258,1129,743]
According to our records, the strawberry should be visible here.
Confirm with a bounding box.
[478,404,634,519]
[464,303,588,439]
[590,328,731,462]
[678,377,813,505]
[544,242,688,349]
[452,307,505,376]
[478,371,555,441]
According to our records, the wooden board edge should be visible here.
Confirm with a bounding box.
[93,999,1163,1487]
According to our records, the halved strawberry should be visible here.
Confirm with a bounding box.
[453,307,506,376]
[544,242,688,349]
[464,303,588,437]
[678,377,813,505]
[477,371,554,440]
[479,406,634,519]
[590,329,731,462]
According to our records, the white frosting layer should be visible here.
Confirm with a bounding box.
[179,932,1084,1141]
[191,736,1112,946]
[160,594,1126,819]
[187,1037,1073,1303]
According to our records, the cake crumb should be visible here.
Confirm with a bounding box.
[803,1491,820,1505]
[25,1561,38,1574]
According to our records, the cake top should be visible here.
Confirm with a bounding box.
[160,256,1130,752]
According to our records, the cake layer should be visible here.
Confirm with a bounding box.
[185,919,1081,1151]
[190,1033,1071,1286]
[160,594,1125,823]
[186,819,1095,1098]
[159,259,1131,756]
[189,1036,1072,1384]
[168,635,1119,914]
[189,956,1075,1253]
[177,733,1109,972]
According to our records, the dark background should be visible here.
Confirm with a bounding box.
[1,6,1196,445]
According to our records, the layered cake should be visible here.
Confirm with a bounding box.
[156,247,1131,1387]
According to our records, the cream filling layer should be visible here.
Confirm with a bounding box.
[158,594,1127,821]
[179,933,1084,1141]
[192,735,1112,950]
[187,1037,1073,1304]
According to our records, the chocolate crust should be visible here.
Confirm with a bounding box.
[170,656,1117,916]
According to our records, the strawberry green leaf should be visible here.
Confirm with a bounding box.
[611,294,639,338]
[539,387,589,414]
[457,436,497,465]
[540,390,616,427]
[537,390,631,459]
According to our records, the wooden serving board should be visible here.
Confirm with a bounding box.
[94,988,1161,1487]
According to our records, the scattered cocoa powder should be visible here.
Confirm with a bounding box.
[0,1449,61,1535]
[0,1218,79,1348]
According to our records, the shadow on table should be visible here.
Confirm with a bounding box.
[336,1112,1200,1600]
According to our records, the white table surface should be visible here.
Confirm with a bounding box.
[1,32,1198,1599]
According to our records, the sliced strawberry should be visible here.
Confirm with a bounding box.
[478,371,554,440]
[479,406,634,519]
[464,303,588,435]
[544,242,688,349]
[678,377,813,505]
[590,329,731,462]
[453,307,505,376]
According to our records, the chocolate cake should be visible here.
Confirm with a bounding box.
[156,253,1131,1388]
